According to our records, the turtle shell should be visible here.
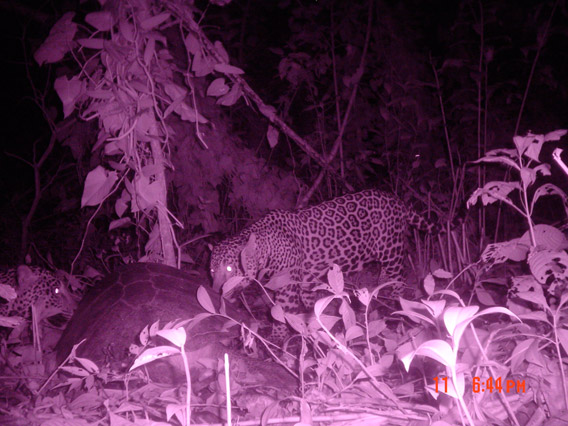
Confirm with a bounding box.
[56,262,298,403]
[56,263,247,370]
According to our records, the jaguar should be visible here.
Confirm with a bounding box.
[210,189,438,340]
[0,265,76,324]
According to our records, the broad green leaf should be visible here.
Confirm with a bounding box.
[345,325,364,342]
[423,273,435,296]
[85,11,113,31]
[517,311,548,323]
[81,166,117,207]
[449,306,520,351]
[354,356,392,379]
[157,327,187,348]
[422,299,446,319]
[119,20,134,42]
[214,63,245,75]
[76,38,104,49]
[267,125,279,148]
[443,306,478,339]
[131,173,161,212]
[514,133,541,159]
[472,150,519,170]
[401,339,455,371]
[140,12,170,30]
[544,129,567,141]
[139,325,149,345]
[219,275,245,295]
[467,181,521,208]
[511,338,535,372]
[285,312,308,334]
[54,75,84,118]
[214,40,229,63]
[532,184,568,218]
[354,287,371,306]
[367,319,386,338]
[193,51,214,77]
[34,12,77,65]
[74,356,99,374]
[394,298,437,326]
[560,292,568,310]
[115,189,130,217]
[519,130,566,162]
[433,269,453,279]
[327,264,345,294]
[475,286,496,306]
[520,167,538,188]
[271,304,285,323]
[197,286,216,313]
[177,102,209,123]
[184,33,200,54]
[340,300,356,330]
[314,295,336,317]
[528,247,568,284]
[143,35,155,66]
[517,224,568,251]
[218,83,242,106]
[207,78,230,97]
[480,240,530,264]
[60,366,91,377]
[264,269,293,291]
[129,346,179,371]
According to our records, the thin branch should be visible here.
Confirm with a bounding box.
[514,0,559,135]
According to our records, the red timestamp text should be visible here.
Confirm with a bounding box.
[433,377,526,394]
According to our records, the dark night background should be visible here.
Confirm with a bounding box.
[0,0,567,269]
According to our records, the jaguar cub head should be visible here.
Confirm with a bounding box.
[0,265,76,323]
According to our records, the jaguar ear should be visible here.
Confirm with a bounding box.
[16,265,37,291]
[245,233,256,246]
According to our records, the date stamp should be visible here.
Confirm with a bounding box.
[433,377,526,394]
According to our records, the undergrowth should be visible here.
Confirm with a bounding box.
[1,130,568,425]
[32,128,566,424]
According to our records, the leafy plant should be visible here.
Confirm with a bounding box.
[397,291,520,426]
[468,130,568,297]
[465,129,568,419]
[34,1,303,267]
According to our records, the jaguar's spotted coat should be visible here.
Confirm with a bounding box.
[210,190,438,340]
[0,265,76,324]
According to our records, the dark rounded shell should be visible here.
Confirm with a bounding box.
[56,263,246,368]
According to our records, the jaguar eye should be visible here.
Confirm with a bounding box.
[226,265,232,272]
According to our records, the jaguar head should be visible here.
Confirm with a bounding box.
[210,233,258,293]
